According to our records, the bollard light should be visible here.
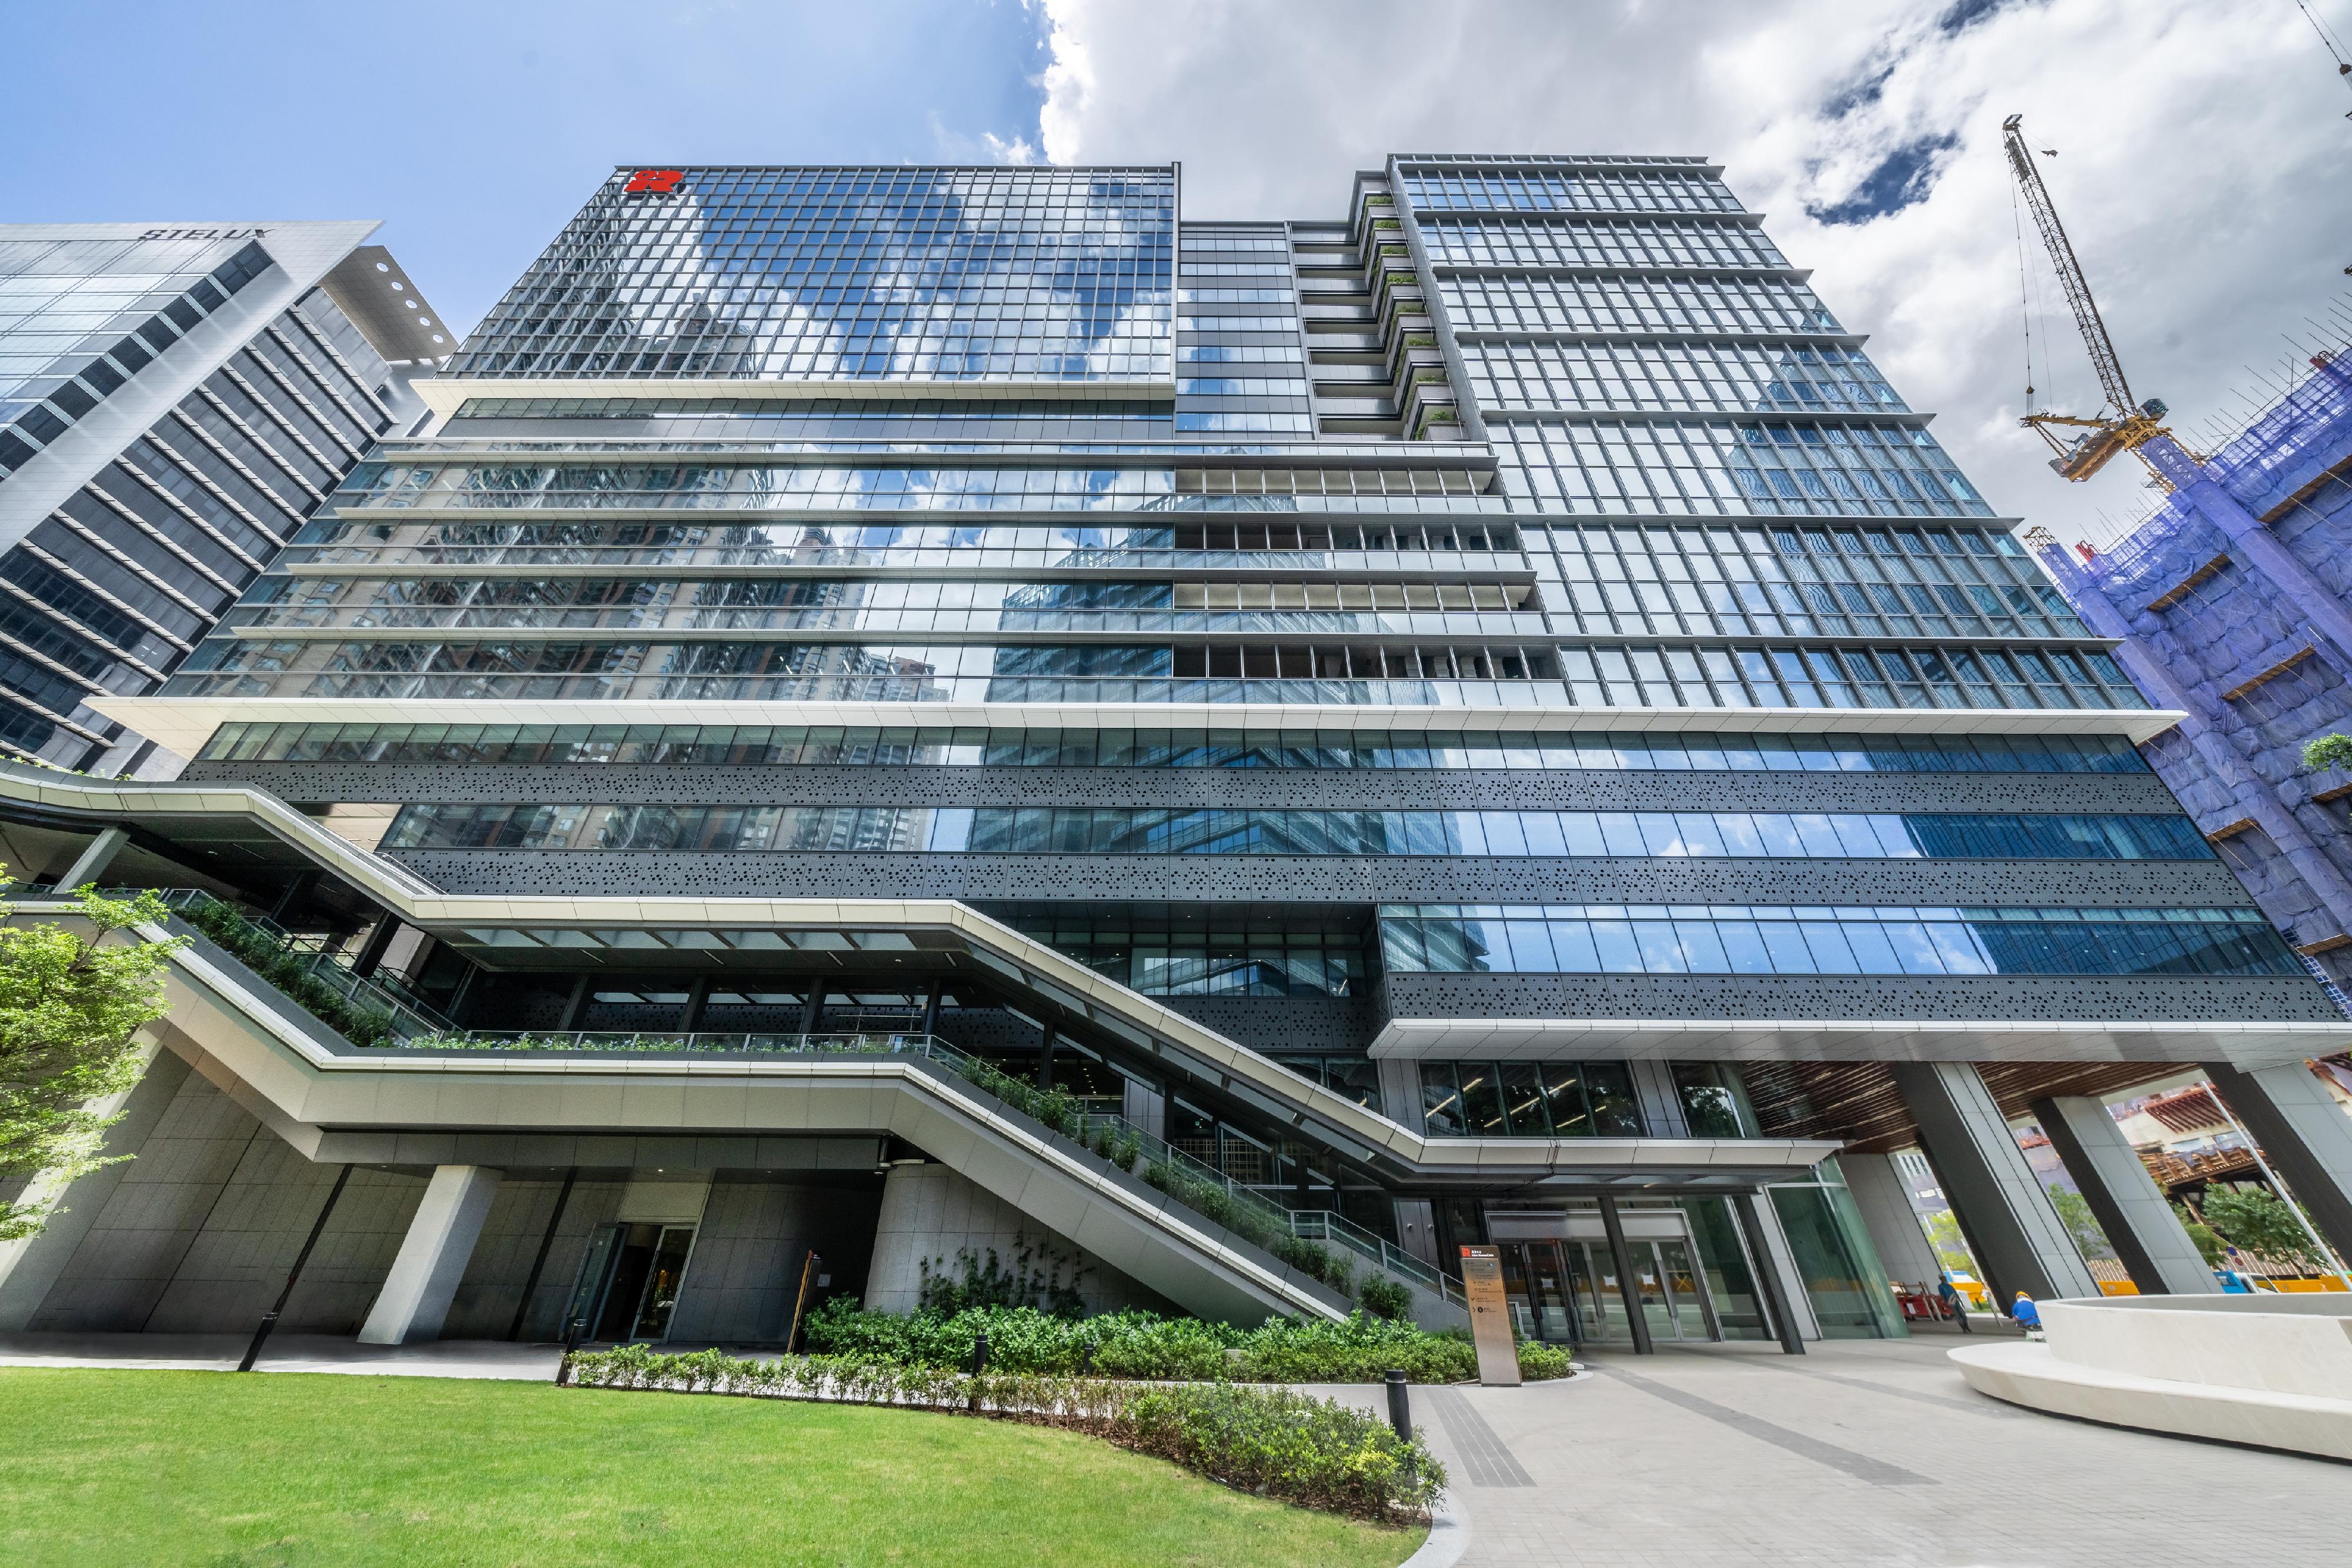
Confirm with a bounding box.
[1385,1369,1412,1443]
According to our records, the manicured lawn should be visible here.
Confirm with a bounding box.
[0,1368,1424,1567]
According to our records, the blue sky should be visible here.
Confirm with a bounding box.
[8,0,2346,546]
[1,0,1052,333]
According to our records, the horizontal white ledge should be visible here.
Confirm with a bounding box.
[91,695,2186,760]
[414,376,1178,416]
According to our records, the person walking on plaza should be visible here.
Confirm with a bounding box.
[1938,1274,1972,1333]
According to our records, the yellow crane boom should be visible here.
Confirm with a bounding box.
[2002,113,2178,483]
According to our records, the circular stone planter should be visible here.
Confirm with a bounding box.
[1950,1293,2352,1460]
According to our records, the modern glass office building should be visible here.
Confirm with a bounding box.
[0,222,449,771]
[7,158,2350,1354]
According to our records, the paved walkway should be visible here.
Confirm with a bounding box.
[7,1330,2346,1564]
[1355,1335,2347,1567]
[0,1332,559,1379]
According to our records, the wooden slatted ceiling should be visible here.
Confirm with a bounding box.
[1737,1060,2177,1154]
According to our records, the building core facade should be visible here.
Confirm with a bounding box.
[5,158,2350,1353]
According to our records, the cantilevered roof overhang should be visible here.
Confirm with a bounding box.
[1371,1016,2352,1073]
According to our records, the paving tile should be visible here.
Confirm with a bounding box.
[1322,1335,2348,1566]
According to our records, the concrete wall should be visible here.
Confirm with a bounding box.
[441,1176,627,1342]
[864,1164,1175,1318]
[26,1070,426,1333]
[666,1176,883,1344]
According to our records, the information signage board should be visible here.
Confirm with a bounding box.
[1459,1245,1522,1387]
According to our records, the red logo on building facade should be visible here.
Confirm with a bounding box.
[623,169,684,195]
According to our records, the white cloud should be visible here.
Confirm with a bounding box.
[981,131,1044,165]
[1031,0,2352,547]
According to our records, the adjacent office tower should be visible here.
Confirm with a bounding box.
[12,159,2350,1354]
[0,222,448,771]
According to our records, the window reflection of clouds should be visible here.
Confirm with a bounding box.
[453,166,1175,385]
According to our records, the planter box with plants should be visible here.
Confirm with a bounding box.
[562,1343,1448,1523]
[803,1298,1576,1384]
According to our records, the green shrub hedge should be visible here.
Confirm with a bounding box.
[563,1344,1445,1521]
[948,1055,1416,1312]
[179,900,395,1047]
[803,1299,1575,1384]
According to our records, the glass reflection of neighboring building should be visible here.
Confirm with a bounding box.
[0,222,448,767]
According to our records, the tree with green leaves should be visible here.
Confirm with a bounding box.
[0,882,183,1240]
[2200,1185,2331,1275]
[1923,1208,1975,1275]
[2046,1183,2114,1259]
[2303,733,2352,773]
[2170,1201,2227,1268]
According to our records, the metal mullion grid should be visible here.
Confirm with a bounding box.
[265,320,377,443]
[106,457,266,573]
[1471,340,1890,417]
[0,678,110,747]
[48,510,223,618]
[1555,640,2122,713]
[1498,419,1980,520]
[1442,273,1822,336]
[165,406,313,526]
[18,543,194,653]
[0,601,120,698]
[1420,218,1785,271]
[1401,170,1737,217]
[132,435,284,549]
[73,482,241,594]
[287,302,395,425]
[195,385,328,504]
[0,573,168,681]
[226,353,352,470]
[1540,519,2050,641]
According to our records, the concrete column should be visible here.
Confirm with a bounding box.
[1392,1198,1440,1268]
[358,1165,502,1345]
[2038,543,2352,938]
[1376,1058,1425,1132]
[1841,1152,1945,1293]
[0,1041,187,1329]
[1890,1062,2101,1302]
[1735,1192,1810,1354]
[51,827,128,892]
[556,975,590,1031]
[1628,1060,1688,1136]
[2201,1060,2352,1265]
[1120,1076,1165,1141]
[349,915,400,978]
[1595,1193,1653,1355]
[267,869,319,923]
[2032,1094,2220,1295]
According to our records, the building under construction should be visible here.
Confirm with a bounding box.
[2032,346,2352,982]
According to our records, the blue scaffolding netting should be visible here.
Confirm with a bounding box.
[2039,349,2352,987]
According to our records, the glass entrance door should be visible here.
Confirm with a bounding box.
[1656,1238,1722,1340]
[1498,1241,1579,1343]
[1555,1224,1725,1344]
[572,1222,699,1343]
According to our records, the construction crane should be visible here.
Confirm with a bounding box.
[2002,113,2183,484]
